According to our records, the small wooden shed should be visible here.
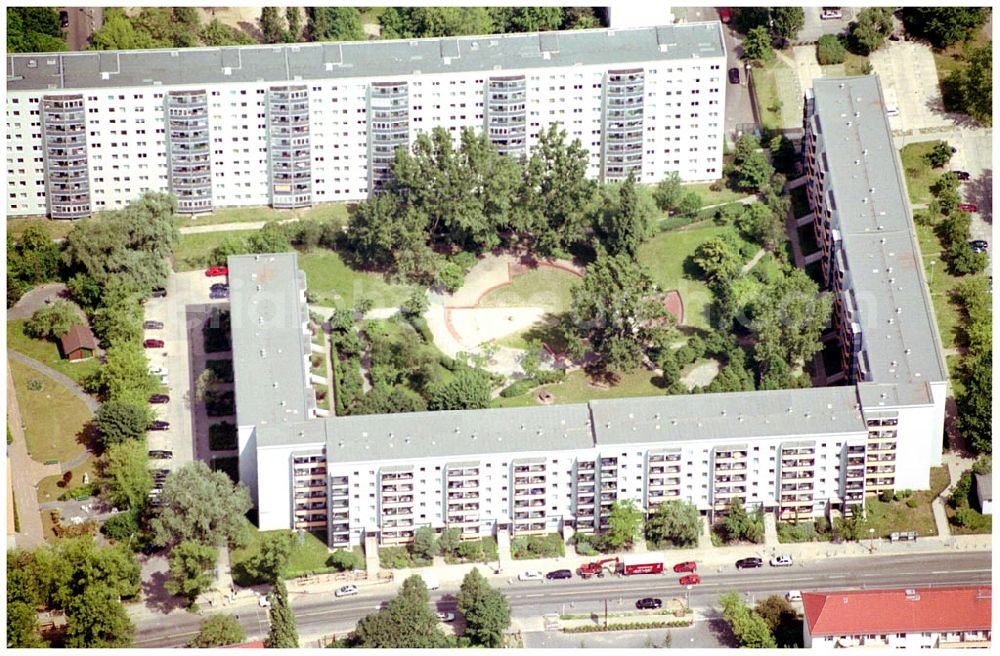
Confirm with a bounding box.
[60,324,98,361]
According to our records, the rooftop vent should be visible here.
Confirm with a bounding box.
[905,589,920,601]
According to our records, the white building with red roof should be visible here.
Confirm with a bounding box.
[802,586,992,649]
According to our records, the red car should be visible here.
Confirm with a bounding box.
[719,8,731,24]
[958,203,978,213]
[679,574,701,586]
[143,339,165,348]
[673,561,697,573]
[205,265,229,277]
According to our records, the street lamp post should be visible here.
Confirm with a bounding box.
[868,527,875,554]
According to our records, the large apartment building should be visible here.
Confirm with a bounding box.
[6,23,726,218]
[224,73,948,550]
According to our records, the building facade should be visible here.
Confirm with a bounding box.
[6,23,726,218]
[802,587,992,649]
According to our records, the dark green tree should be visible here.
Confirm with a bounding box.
[564,253,668,375]
[260,7,285,44]
[953,42,992,125]
[95,399,150,448]
[770,7,804,44]
[307,7,365,41]
[926,141,954,168]
[723,499,752,542]
[24,301,82,341]
[850,8,894,55]
[243,532,292,584]
[816,34,848,64]
[456,568,512,647]
[379,7,493,39]
[957,351,992,454]
[563,7,601,30]
[734,7,772,34]
[653,171,684,212]
[755,595,802,647]
[428,369,493,411]
[89,8,159,50]
[329,549,365,571]
[645,500,702,548]
[200,19,255,46]
[64,584,135,648]
[719,591,777,648]
[743,26,774,62]
[411,526,438,561]
[100,439,153,510]
[285,7,303,42]
[835,505,867,541]
[601,172,650,258]
[190,614,246,648]
[902,7,988,48]
[165,541,218,607]
[748,268,832,368]
[352,576,449,647]
[693,237,743,285]
[353,385,428,416]
[265,579,299,648]
[8,223,61,286]
[149,460,253,548]
[7,7,66,53]
[7,600,46,648]
[437,527,462,558]
[504,7,564,32]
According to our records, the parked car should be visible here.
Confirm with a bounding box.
[205,265,229,277]
[636,597,663,610]
[152,469,170,478]
[545,569,572,580]
[149,394,170,404]
[673,561,697,573]
[148,450,173,459]
[958,203,979,212]
[210,283,229,292]
[955,171,971,181]
[436,612,456,622]
[719,7,731,24]
[143,321,164,329]
[728,67,740,84]
[259,594,271,608]
[518,570,544,582]
[335,585,359,598]
[736,557,764,569]
[143,339,165,348]
[679,574,701,586]
[820,8,843,20]
[60,10,69,28]
[149,420,170,431]
[210,288,230,299]
[769,554,794,567]
[786,590,803,602]
[970,240,988,253]
[151,287,167,298]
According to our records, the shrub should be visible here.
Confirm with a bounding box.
[378,547,411,569]
[816,34,847,65]
[209,422,238,451]
[405,314,434,344]
[102,508,142,542]
[512,533,565,559]
[58,483,94,502]
[879,489,894,503]
[562,620,692,634]
[328,549,364,572]
[205,359,235,383]
[906,498,919,508]
[500,380,536,398]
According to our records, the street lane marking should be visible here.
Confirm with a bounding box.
[524,593,545,598]
[931,569,992,575]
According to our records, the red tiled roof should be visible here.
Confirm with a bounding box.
[224,640,264,648]
[60,323,97,355]
[803,586,992,636]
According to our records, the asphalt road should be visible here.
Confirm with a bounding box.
[132,551,991,647]
[64,7,102,51]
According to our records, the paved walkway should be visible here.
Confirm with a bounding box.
[8,350,100,414]
[6,282,78,321]
[177,217,301,235]
[739,248,766,275]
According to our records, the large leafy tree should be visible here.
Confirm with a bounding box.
[201,19,255,46]
[190,614,246,648]
[490,7,564,32]
[380,7,494,39]
[64,584,136,648]
[693,238,743,285]
[95,399,150,448]
[755,595,803,648]
[953,42,992,125]
[285,7,303,42]
[850,8,894,55]
[604,499,644,549]
[957,351,992,454]
[307,7,365,41]
[8,223,61,286]
[165,541,218,607]
[7,601,46,648]
[564,253,668,375]
[719,591,777,648]
[645,500,702,548]
[748,268,831,369]
[743,26,774,62]
[7,7,67,52]
[265,580,299,648]
[259,7,286,44]
[600,172,651,258]
[148,461,253,548]
[24,300,82,341]
[352,576,450,648]
[731,134,775,192]
[86,341,158,402]
[428,368,493,411]
[89,8,158,50]
[456,568,512,647]
[240,531,292,584]
[733,7,772,35]
[902,7,988,48]
[770,7,804,43]
[99,439,152,510]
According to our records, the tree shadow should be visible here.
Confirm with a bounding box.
[141,569,187,615]
[965,169,992,225]
[703,612,740,648]
[74,419,103,458]
[237,20,263,43]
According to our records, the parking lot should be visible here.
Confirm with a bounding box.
[142,269,230,481]
[871,41,951,133]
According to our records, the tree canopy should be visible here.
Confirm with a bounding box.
[99,439,153,510]
[64,584,136,648]
[148,460,253,548]
[165,541,218,607]
[24,301,82,341]
[265,579,299,648]
[950,42,992,126]
[902,7,988,48]
[7,7,67,53]
[379,7,494,39]
[351,575,450,648]
[720,591,777,648]
[743,26,774,63]
[850,8,894,55]
[604,499,645,549]
[190,614,246,648]
[95,399,151,448]
[645,500,702,548]
[428,368,494,411]
[307,7,365,41]
[770,8,804,43]
[456,568,512,647]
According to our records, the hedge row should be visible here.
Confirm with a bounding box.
[562,620,692,634]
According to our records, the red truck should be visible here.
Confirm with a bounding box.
[620,554,664,576]
[578,557,619,579]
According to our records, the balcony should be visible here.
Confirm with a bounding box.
[381,472,413,481]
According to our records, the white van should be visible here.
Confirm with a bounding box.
[786,590,802,602]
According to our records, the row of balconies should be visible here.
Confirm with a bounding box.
[48,171,89,182]
[846,468,865,479]
[447,481,478,490]
[48,182,88,193]
[578,462,596,471]
[783,459,816,468]
[382,494,414,504]
[648,478,682,488]
[294,467,326,477]
[50,194,90,203]
[514,511,545,520]
[648,489,681,498]
[514,488,546,498]
[514,477,546,485]
[866,466,896,475]
[43,112,85,123]
[868,442,897,452]
[381,507,413,517]
[847,445,866,454]
[329,487,348,498]
[448,491,478,500]
[295,501,327,511]
[716,451,749,460]
[606,153,643,164]
[715,474,746,483]
[488,79,526,90]
[649,454,682,463]
[848,457,866,467]
[649,466,681,475]
[270,102,309,113]
[371,121,409,131]
[447,468,480,478]
[382,518,414,528]
[515,465,546,473]
[606,85,644,96]
[781,471,813,481]
[781,483,814,492]
[577,495,594,506]
[715,463,747,472]
[608,73,643,83]
[715,486,747,495]
[449,503,480,512]
[600,459,618,468]
[607,98,643,108]
[867,478,894,487]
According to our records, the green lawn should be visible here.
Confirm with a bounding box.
[172,231,244,271]
[639,221,733,330]
[915,223,964,350]
[9,359,94,465]
[682,181,748,207]
[479,267,577,313]
[863,466,950,539]
[751,58,799,131]
[7,320,101,387]
[231,527,341,584]
[298,250,415,309]
[171,202,353,229]
[497,367,666,408]
[749,252,783,283]
[37,457,99,509]
[7,218,77,240]
[843,52,871,76]
[900,141,949,205]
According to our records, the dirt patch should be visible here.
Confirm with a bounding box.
[681,359,721,389]
[663,289,684,325]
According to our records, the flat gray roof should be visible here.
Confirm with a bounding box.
[590,386,866,445]
[229,253,313,429]
[811,76,948,385]
[7,23,724,92]
[257,386,868,461]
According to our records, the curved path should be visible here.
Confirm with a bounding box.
[8,350,100,414]
[6,282,77,321]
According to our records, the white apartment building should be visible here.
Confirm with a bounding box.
[6,23,726,218]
